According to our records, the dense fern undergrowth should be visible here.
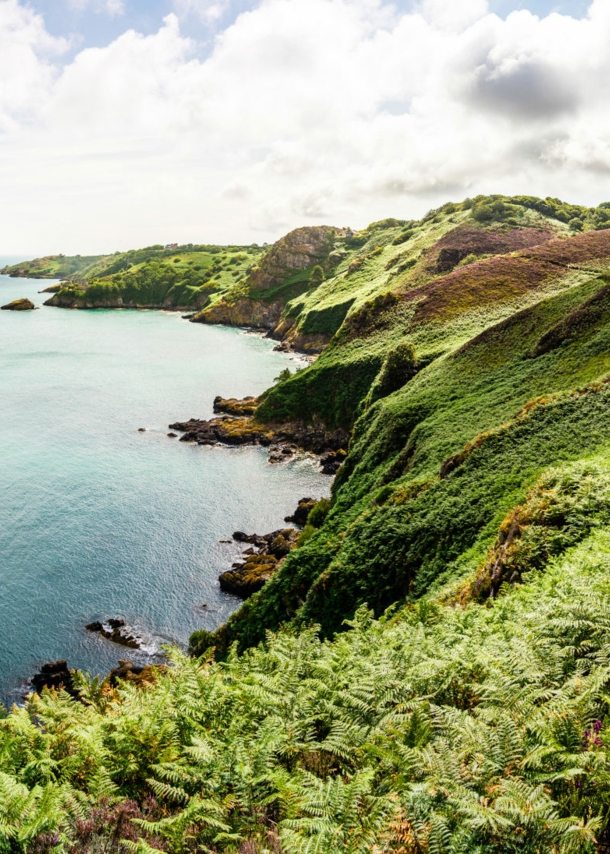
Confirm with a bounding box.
[5,528,610,852]
[9,194,610,852]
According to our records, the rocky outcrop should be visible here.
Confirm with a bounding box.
[220,528,299,598]
[213,395,259,416]
[85,618,142,649]
[191,297,284,331]
[247,226,341,293]
[284,497,316,526]
[39,284,61,293]
[169,406,348,470]
[1,298,36,311]
[31,660,79,698]
[320,449,347,475]
[108,659,160,687]
[190,226,342,344]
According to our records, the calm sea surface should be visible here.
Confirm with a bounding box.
[0,263,329,701]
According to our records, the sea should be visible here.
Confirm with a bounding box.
[0,262,330,703]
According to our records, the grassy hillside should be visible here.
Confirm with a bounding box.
[192,196,610,654]
[2,244,263,311]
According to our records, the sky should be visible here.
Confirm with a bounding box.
[0,0,606,254]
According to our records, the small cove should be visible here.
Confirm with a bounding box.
[0,266,330,701]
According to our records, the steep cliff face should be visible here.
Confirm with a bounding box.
[245,225,340,292]
[190,226,342,345]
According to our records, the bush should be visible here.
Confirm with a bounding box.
[472,200,507,223]
[273,368,293,384]
[307,498,331,528]
[309,265,325,287]
[392,229,413,245]
[371,341,417,400]
[297,523,316,547]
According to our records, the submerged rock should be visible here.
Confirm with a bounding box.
[1,298,36,311]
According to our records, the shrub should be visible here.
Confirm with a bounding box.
[309,265,325,287]
[392,230,413,245]
[307,498,331,528]
[297,523,316,546]
[274,368,293,384]
[472,203,495,222]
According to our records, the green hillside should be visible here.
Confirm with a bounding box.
[7,195,610,852]
[192,195,610,654]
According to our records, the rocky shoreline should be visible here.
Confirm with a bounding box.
[170,396,348,475]
[27,385,341,699]
[85,618,143,649]
[30,657,160,699]
[217,498,321,598]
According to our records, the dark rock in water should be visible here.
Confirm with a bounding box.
[138,428,146,432]
[320,448,347,475]
[167,432,177,438]
[168,414,348,458]
[85,618,141,649]
[220,554,279,598]
[221,527,299,598]
[285,497,316,526]
[31,660,78,698]
[233,531,263,544]
[269,444,296,463]
[1,298,36,311]
[85,620,104,633]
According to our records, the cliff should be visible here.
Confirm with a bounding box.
[190,195,610,654]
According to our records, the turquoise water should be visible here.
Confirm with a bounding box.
[0,266,329,701]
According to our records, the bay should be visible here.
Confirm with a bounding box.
[0,263,329,701]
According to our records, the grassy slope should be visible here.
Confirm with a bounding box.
[198,196,610,654]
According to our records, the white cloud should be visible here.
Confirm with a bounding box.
[68,0,126,16]
[173,0,232,24]
[1,0,610,253]
[0,0,66,132]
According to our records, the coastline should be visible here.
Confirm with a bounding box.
[1,271,332,702]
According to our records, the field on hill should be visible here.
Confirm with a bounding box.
[2,244,263,312]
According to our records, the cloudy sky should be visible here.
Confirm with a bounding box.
[0,0,606,254]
